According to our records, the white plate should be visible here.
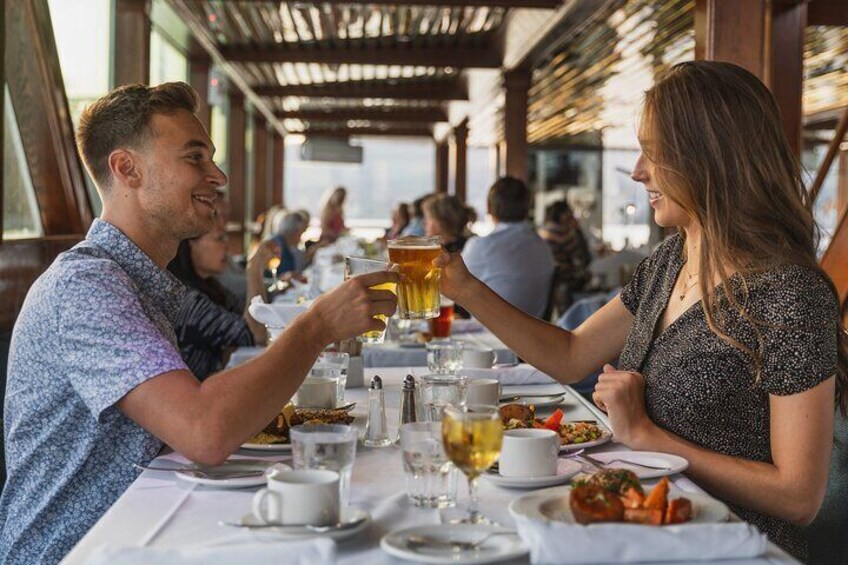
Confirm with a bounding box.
[558,429,613,453]
[501,394,565,408]
[381,524,528,564]
[583,450,688,479]
[239,506,370,541]
[482,459,582,489]
[241,441,292,452]
[509,485,729,525]
[175,461,291,488]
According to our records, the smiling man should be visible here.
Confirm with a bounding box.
[0,83,398,564]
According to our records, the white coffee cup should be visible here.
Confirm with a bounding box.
[252,469,340,526]
[294,376,336,408]
[499,428,559,478]
[462,347,497,369]
[465,378,501,406]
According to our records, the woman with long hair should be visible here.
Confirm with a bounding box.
[435,61,846,560]
[424,194,472,253]
[319,186,348,243]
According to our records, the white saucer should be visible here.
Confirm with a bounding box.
[175,461,290,488]
[559,429,613,452]
[581,450,689,479]
[239,506,370,541]
[381,524,528,564]
[482,459,582,489]
[501,394,565,408]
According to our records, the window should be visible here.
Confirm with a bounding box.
[149,28,188,86]
[466,146,496,232]
[3,85,43,240]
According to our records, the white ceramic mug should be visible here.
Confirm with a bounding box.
[293,376,336,408]
[465,378,501,406]
[252,469,340,526]
[462,347,497,369]
[499,428,559,478]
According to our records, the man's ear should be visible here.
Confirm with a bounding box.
[108,149,143,189]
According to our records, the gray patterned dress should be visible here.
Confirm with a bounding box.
[618,235,838,561]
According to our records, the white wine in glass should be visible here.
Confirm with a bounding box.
[441,404,502,524]
[343,257,397,344]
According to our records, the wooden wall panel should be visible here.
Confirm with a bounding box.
[226,90,246,254]
[113,0,150,86]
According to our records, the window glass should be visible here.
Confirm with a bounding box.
[3,85,44,240]
[466,146,496,234]
[48,0,111,217]
[150,28,188,86]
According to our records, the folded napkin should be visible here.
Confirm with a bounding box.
[514,515,767,564]
[462,364,557,385]
[86,538,336,565]
[248,296,308,327]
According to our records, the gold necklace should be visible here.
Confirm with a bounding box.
[677,263,699,301]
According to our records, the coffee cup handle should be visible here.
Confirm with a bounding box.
[492,352,498,366]
[252,488,282,524]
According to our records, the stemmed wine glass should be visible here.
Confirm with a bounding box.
[441,404,503,524]
[267,256,282,292]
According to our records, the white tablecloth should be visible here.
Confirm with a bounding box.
[225,331,517,370]
[63,369,796,565]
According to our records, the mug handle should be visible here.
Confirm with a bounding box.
[492,351,498,366]
[252,488,282,524]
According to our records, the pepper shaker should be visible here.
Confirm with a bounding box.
[363,376,392,447]
[398,374,417,429]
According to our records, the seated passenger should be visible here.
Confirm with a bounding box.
[0,82,398,563]
[271,210,309,276]
[436,61,845,561]
[424,194,472,254]
[167,219,276,380]
[461,177,555,318]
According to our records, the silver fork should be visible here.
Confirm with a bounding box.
[581,454,671,471]
[406,531,518,552]
[132,463,265,480]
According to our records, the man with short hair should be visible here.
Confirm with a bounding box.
[461,176,555,318]
[0,82,398,563]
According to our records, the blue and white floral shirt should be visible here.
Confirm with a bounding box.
[0,219,188,564]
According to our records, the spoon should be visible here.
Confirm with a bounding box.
[219,516,367,532]
[406,531,518,552]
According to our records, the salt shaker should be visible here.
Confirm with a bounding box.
[363,376,392,447]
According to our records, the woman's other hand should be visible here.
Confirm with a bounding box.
[433,251,478,305]
[592,364,656,449]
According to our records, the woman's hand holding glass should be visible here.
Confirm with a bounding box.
[432,251,479,307]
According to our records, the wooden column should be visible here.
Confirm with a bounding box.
[188,52,212,131]
[503,69,531,183]
[252,115,269,217]
[435,141,449,194]
[112,0,150,86]
[838,149,848,219]
[452,121,468,203]
[695,0,806,156]
[271,131,285,208]
[227,90,246,252]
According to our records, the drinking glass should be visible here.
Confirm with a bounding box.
[343,256,397,343]
[429,296,455,338]
[400,422,459,508]
[426,340,464,374]
[316,351,349,404]
[387,236,441,319]
[419,374,468,422]
[441,404,503,524]
[290,424,358,508]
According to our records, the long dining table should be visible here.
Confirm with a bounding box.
[63,367,797,564]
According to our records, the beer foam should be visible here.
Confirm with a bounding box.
[387,244,441,250]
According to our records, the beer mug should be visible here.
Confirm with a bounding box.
[387,236,441,320]
[343,257,397,344]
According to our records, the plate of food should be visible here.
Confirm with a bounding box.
[509,469,729,526]
[499,405,612,452]
[241,403,355,451]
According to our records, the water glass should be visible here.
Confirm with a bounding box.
[316,351,349,404]
[290,424,358,508]
[427,340,465,374]
[309,362,343,407]
[400,422,459,508]
[343,256,397,344]
[419,374,468,422]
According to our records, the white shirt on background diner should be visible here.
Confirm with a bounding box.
[461,221,555,318]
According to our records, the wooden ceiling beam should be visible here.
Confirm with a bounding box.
[219,43,501,68]
[303,126,434,138]
[254,80,468,101]
[278,107,448,123]
[808,0,848,26]
[222,1,560,7]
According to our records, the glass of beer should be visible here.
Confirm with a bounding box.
[441,404,503,524]
[387,236,441,319]
[429,296,455,338]
[343,256,397,344]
